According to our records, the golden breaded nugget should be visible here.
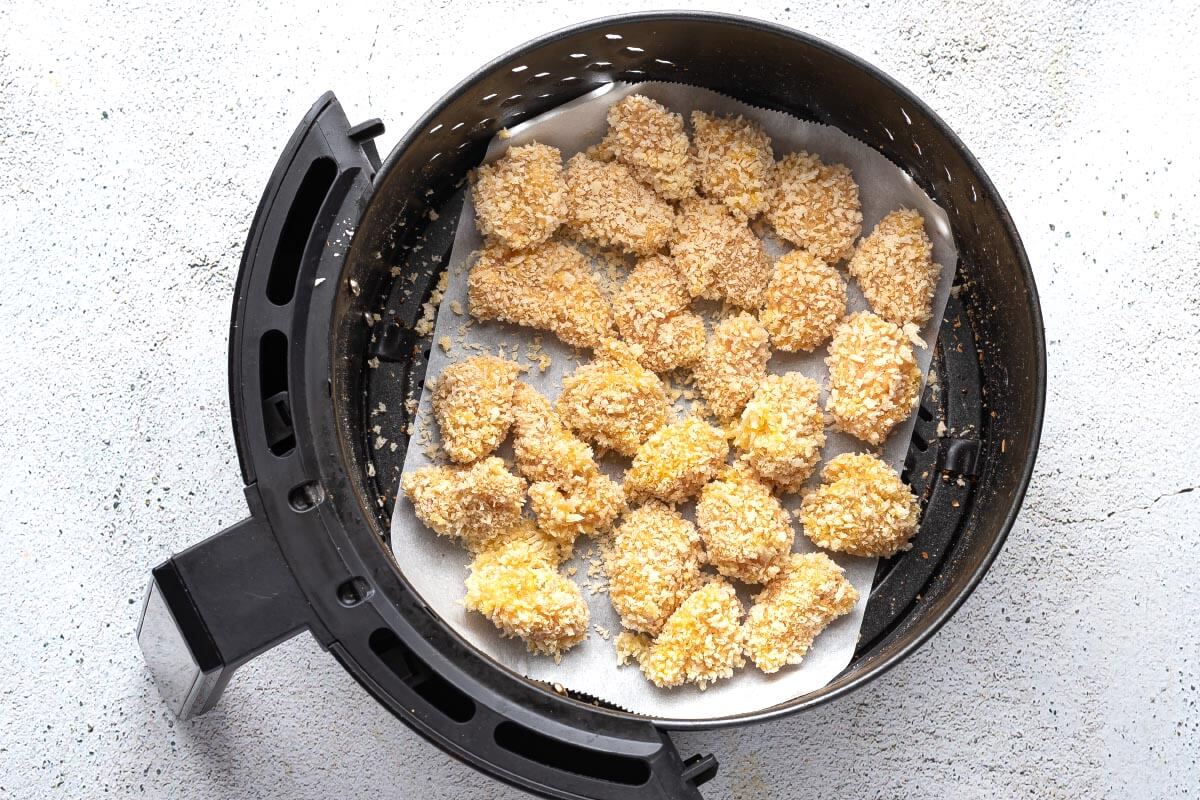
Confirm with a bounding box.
[601,94,697,201]
[690,110,774,221]
[742,552,858,673]
[800,452,920,557]
[472,142,567,250]
[636,579,745,689]
[766,152,862,264]
[693,312,771,423]
[671,197,771,309]
[696,466,794,585]
[432,356,521,463]
[401,457,526,552]
[528,475,625,545]
[731,373,825,492]
[612,255,706,373]
[849,209,940,326]
[605,501,705,636]
[759,250,847,352]
[467,240,613,349]
[563,153,675,256]
[825,311,921,446]
[625,417,729,504]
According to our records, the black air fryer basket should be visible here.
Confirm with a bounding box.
[137,13,1045,799]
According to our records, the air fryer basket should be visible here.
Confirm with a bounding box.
[138,13,1044,799]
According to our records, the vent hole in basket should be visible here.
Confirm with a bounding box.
[500,94,523,108]
[568,52,587,60]
[918,402,935,422]
[369,628,475,722]
[336,576,373,607]
[493,721,650,785]
[481,92,499,104]
[913,140,923,156]
[911,429,930,453]
[259,329,295,456]
[427,123,443,135]
[288,481,325,512]
[653,58,676,66]
[586,61,614,71]
[901,107,912,125]
[622,46,644,54]
[604,33,623,40]
[266,156,336,305]
[511,64,528,73]
[557,76,580,86]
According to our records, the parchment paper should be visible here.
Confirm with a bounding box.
[390,82,956,720]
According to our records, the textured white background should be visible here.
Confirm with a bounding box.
[1,1,1198,798]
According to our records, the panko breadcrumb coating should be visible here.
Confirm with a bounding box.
[528,475,625,545]
[625,417,729,504]
[696,466,794,585]
[563,153,675,256]
[742,552,858,673]
[731,373,825,492]
[605,501,705,635]
[432,356,521,463]
[467,240,613,349]
[600,94,697,201]
[635,580,746,689]
[472,142,567,250]
[614,630,651,666]
[556,339,672,457]
[759,250,847,352]
[401,457,526,552]
[690,110,774,221]
[612,255,706,373]
[848,209,940,326]
[825,311,921,446]
[800,452,920,557]
[693,312,771,423]
[671,197,772,309]
[766,152,862,264]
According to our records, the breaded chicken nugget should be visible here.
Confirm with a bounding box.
[432,356,521,463]
[825,311,921,446]
[563,153,675,256]
[528,476,625,546]
[759,250,847,353]
[625,417,729,504]
[601,94,697,201]
[635,579,746,689]
[612,255,706,373]
[731,373,825,492]
[693,312,771,423]
[401,457,526,552]
[696,466,794,585]
[742,552,859,673]
[848,209,940,326]
[766,152,862,264]
[472,142,567,250]
[800,452,920,557]
[605,501,705,635]
[690,111,774,221]
[556,339,672,457]
[467,240,613,349]
[671,197,772,309]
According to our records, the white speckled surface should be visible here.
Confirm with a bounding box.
[1,1,1197,797]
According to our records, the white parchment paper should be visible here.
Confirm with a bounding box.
[390,82,957,720]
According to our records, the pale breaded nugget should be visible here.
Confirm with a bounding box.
[563,153,675,256]
[690,110,774,221]
[432,355,521,463]
[731,373,825,492]
[800,452,920,557]
[556,339,672,457]
[467,240,613,349]
[612,255,706,373]
[742,552,859,673]
[401,457,526,552]
[825,311,921,446]
[696,465,794,585]
[472,142,567,250]
[759,249,848,353]
[671,197,772,309]
[625,416,729,504]
[766,152,863,264]
[601,94,697,201]
[635,579,746,689]
[848,209,940,326]
[693,312,771,423]
[605,501,705,635]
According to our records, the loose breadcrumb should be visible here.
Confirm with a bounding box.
[742,552,858,673]
[600,94,696,201]
[625,417,729,504]
[605,501,705,635]
[766,152,863,264]
[563,153,675,255]
[825,311,921,446]
[759,250,847,352]
[431,356,521,463]
[696,466,794,585]
[467,240,613,349]
[848,209,940,326]
[731,373,825,492]
[671,197,772,309]
[693,312,771,423]
[401,457,526,552]
[472,142,567,250]
[690,111,774,221]
[636,580,746,689]
[612,255,706,373]
[800,452,920,557]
